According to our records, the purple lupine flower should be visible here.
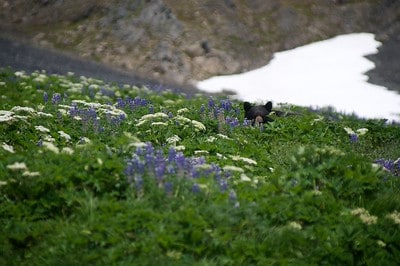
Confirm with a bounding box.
[43,92,49,103]
[116,98,125,109]
[145,142,155,167]
[168,147,176,162]
[52,93,61,105]
[243,119,252,126]
[350,134,358,143]
[220,99,232,112]
[175,152,186,169]
[208,97,215,109]
[69,102,79,117]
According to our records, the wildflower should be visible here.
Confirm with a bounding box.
[151,122,168,126]
[177,108,189,114]
[42,141,60,154]
[22,171,41,177]
[194,150,209,155]
[0,110,14,122]
[11,106,35,113]
[240,173,252,182]
[377,240,386,248]
[216,134,231,140]
[7,162,28,170]
[175,115,191,124]
[223,165,244,173]
[166,135,181,145]
[2,143,15,153]
[35,125,50,133]
[351,208,378,225]
[52,93,62,105]
[174,145,185,151]
[37,111,53,117]
[61,147,74,155]
[344,127,368,143]
[230,155,257,165]
[287,221,302,230]
[386,211,400,225]
[58,131,72,141]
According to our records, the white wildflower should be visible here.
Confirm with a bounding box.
[216,153,227,160]
[193,164,212,170]
[42,141,59,154]
[230,155,257,165]
[287,221,302,230]
[216,134,231,140]
[174,145,186,151]
[166,135,181,145]
[386,210,400,225]
[7,162,27,171]
[61,147,74,155]
[344,127,356,135]
[223,165,244,173]
[377,240,386,248]
[151,122,168,126]
[131,142,147,148]
[0,181,7,186]
[0,111,14,122]
[174,115,191,124]
[73,116,82,121]
[43,135,55,142]
[37,111,53,117]
[136,120,147,127]
[22,171,41,177]
[177,108,189,114]
[35,125,51,133]
[2,143,15,153]
[206,136,217,142]
[351,208,378,225]
[11,106,35,113]
[194,150,209,155]
[14,71,26,77]
[192,120,206,131]
[58,131,72,141]
[240,174,252,182]
[141,112,169,121]
[356,128,368,136]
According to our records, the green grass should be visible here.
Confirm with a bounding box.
[1,68,400,265]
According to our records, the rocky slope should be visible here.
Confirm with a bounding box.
[0,0,399,89]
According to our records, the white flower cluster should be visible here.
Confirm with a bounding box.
[351,208,378,225]
[7,161,40,177]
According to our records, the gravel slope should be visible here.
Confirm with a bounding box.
[0,35,200,95]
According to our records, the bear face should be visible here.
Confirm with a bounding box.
[244,101,274,124]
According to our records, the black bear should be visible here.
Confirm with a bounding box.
[244,101,274,124]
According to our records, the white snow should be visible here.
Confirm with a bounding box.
[197,33,400,122]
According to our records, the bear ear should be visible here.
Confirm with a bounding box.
[265,101,273,112]
[244,102,252,112]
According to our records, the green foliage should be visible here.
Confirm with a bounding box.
[1,68,400,265]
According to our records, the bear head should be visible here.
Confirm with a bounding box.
[244,101,273,124]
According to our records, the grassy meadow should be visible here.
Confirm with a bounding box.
[1,68,400,265]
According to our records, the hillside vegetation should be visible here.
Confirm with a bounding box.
[1,68,400,264]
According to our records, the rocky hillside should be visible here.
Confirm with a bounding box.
[0,0,398,87]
